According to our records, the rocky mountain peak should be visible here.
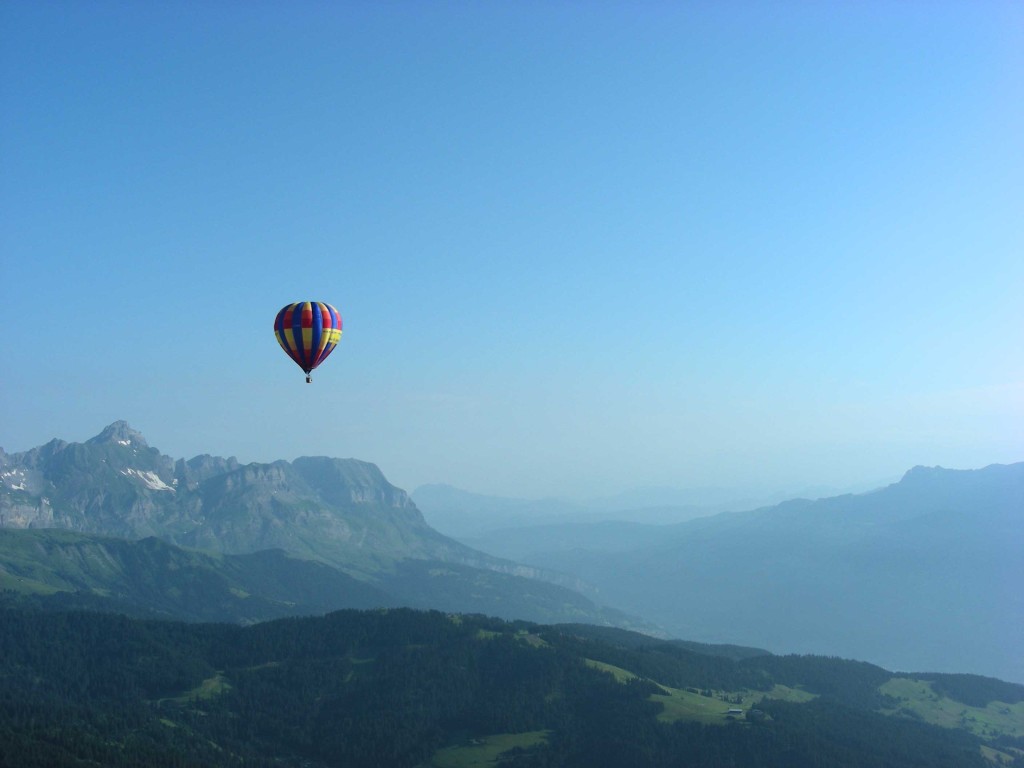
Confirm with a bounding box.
[900,464,943,480]
[87,421,149,449]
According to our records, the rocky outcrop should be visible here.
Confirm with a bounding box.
[0,422,518,579]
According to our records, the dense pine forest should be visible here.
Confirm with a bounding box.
[1,602,1018,767]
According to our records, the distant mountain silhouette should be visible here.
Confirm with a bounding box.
[411,479,889,538]
[505,463,1024,683]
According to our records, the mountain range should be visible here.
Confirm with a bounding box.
[2,422,1021,684]
[409,480,880,537]
[422,464,1024,683]
[0,422,642,629]
[1,421,462,575]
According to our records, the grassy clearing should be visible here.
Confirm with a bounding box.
[585,659,638,682]
[430,731,550,768]
[585,658,815,726]
[757,684,818,705]
[583,658,729,724]
[473,629,546,647]
[652,686,739,725]
[880,677,1024,741]
[651,684,815,725]
[581,658,1022,751]
[161,672,231,705]
[515,630,548,648]
[0,571,62,594]
[980,744,1020,765]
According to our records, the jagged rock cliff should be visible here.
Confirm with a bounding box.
[1,422,502,578]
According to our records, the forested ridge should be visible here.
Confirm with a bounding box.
[0,605,1015,767]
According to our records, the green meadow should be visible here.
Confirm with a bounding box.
[880,677,1024,740]
[163,672,232,704]
[585,658,816,725]
[430,731,551,768]
[653,683,817,725]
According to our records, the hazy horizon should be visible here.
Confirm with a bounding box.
[4,418,1005,508]
[3,2,1021,499]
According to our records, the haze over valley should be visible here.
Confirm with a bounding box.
[416,464,1024,683]
[3,422,1020,684]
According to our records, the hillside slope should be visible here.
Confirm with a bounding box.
[2,606,1017,767]
[516,463,1024,682]
[0,526,650,629]
[0,423,643,630]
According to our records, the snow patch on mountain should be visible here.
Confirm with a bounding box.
[2,469,27,491]
[121,468,175,492]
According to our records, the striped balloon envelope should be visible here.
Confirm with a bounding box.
[273,302,343,382]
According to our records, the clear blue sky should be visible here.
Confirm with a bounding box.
[2,1,1021,499]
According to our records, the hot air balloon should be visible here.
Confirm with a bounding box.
[274,302,343,383]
